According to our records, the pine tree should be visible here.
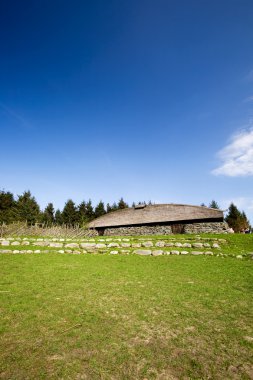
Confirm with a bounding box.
[131,202,136,208]
[42,203,55,225]
[55,209,63,225]
[225,203,250,232]
[106,203,112,213]
[111,202,118,211]
[209,200,220,209]
[62,199,78,226]
[14,191,40,224]
[0,190,15,223]
[77,201,88,225]
[118,197,128,209]
[94,201,106,218]
[85,199,94,221]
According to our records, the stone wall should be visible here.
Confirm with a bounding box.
[103,225,172,236]
[101,221,231,236]
[184,221,231,234]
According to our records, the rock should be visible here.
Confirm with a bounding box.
[73,250,81,254]
[192,243,203,248]
[170,250,180,255]
[165,242,174,247]
[175,242,183,247]
[218,239,227,243]
[121,250,130,254]
[13,250,20,254]
[0,249,12,253]
[1,241,10,246]
[204,251,213,255]
[65,249,73,253]
[122,238,130,241]
[181,251,189,255]
[35,241,50,246]
[134,249,152,256]
[108,243,119,248]
[80,243,96,248]
[58,250,65,254]
[34,250,41,253]
[132,243,141,248]
[212,243,220,249]
[152,250,163,256]
[203,243,211,248]
[110,251,118,255]
[236,255,243,259]
[191,251,203,255]
[21,241,30,246]
[26,250,33,254]
[95,243,106,248]
[142,241,153,247]
[37,238,44,241]
[65,243,79,248]
[59,238,65,241]
[182,243,191,248]
[11,241,20,246]
[49,243,63,248]
[121,243,131,247]
[155,241,165,247]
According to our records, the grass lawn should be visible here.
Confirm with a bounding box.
[0,239,253,379]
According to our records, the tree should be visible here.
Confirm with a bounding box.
[85,199,94,221]
[118,197,128,209]
[111,202,118,211]
[14,191,40,224]
[131,202,136,208]
[42,203,55,225]
[225,203,250,232]
[55,209,63,225]
[62,199,78,226]
[94,201,106,218]
[200,203,206,207]
[77,201,88,225]
[0,190,15,223]
[106,203,112,213]
[209,200,220,209]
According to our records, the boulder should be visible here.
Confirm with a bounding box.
[108,243,119,248]
[175,242,183,247]
[110,251,118,255]
[134,249,152,256]
[192,243,203,248]
[95,243,106,248]
[181,251,189,255]
[121,243,131,248]
[182,243,191,248]
[155,241,165,247]
[11,241,20,246]
[171,250,180,255]
[65,243,79,248]
[191,251,203,255]
[80,243,96,248]
[142,241,153,247]
[1,241,10,246]
[152,250,163,256]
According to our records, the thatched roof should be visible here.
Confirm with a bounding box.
[89,204,223,228]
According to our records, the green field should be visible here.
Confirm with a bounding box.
[0,234,253,379]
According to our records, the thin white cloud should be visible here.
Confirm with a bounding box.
[212,126,253,176]
[244,96,253,103]
[245,69,253,82]
[0,102,32,129]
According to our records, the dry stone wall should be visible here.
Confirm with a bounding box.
[103,225,172,236]
[101,221,231,236]
[184,221,231,234]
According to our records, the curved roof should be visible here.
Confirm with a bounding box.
[88,204,223,228]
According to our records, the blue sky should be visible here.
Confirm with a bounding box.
[0,0,253,222]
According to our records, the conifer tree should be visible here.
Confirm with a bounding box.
[225,203,250,232]
[55,209,63,225]
[94,201,106,218]
[209,200,220,209]
[0,190,15,223]
[14,191,40,224]
[106,203,112,213]
[118,197,128,209]
[62,199,78,225]
[85,199,94,221]
[42,203,55,225]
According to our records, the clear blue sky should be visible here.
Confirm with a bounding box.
[0,0,253,222]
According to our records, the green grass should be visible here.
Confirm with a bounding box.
[0,236,253,379]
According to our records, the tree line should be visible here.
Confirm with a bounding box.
[0,190,251,232]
